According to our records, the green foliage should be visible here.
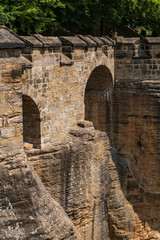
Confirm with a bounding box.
[55,0,160,36]
[56,0,123,34]
[118,0,160,36]
[0,0,65,34]
[1,0,160,36]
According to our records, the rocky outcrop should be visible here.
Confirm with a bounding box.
[109,149,160,240]
[0,152,81,239]
[0,120,111,240]
[107,36,160,239]
[107,88,160,239]
[27,122,111,240]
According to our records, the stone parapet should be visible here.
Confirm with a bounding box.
[145,37,160,44]
[0,25,114,53]
[115,35,160,60]
[2,24,160,61]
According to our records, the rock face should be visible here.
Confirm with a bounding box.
[107,37,160,240]
[27,123,111,240]
[107,89,160,240]
[109,150,160,240]
[0,124,111,240]
[0,157,81,240]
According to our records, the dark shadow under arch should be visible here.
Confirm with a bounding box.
[22,95,41,149]
[85,65,113,132]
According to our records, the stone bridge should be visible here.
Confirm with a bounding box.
[0,26,160,240]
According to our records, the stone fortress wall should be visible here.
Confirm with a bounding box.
[0,25,160,239]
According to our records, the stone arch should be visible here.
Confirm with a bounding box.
[22,95,41,149]
[85,65,113,132]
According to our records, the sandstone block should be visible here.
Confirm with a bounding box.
[8,116,22,124]
[1,127,15,138]
[0,118,3,127]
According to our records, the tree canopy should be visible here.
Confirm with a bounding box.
[0,0,160,36]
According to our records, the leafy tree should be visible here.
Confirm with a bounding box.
[0,0,64,34]
[118,0,160,36]
[1,0,160,36]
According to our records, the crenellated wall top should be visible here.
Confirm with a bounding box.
[2,24,160,51]
[0,25,114,50]
[116,35,160,46]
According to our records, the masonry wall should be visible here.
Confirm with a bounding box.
[0,50,24,158]
[22,43,114,148]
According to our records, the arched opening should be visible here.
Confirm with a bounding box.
[22,95,41,148]
[85,65,113,132]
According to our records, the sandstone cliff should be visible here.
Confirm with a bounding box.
[107,37,160,240]
[0,153,81,239]
[27,122,111,240]
[0,117,111,240]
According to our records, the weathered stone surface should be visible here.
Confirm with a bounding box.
[21,35,43,48]
[8,116,22,124]
[107,37,160,240]
[108,149,160,240]
[20,36,114,147]
[34,34,62,47]
[100,36,114,46]
[1,127,15,138]
[0,156,81,240]
[0,117,3,127]
[59,36,87,47]
[78,35,97,47]
[87,36,103,46]
[27,124,111,240]
[0,26,25,48]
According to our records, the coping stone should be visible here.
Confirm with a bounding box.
[33,34,62,47]
[0,25,25,49]
[101,36,115,46]
[117,36,140,45]
[86,36,103,47]
[145,37,160,44]
[78,35,97,47]
[21,36,43,48]
[59,36,87,47]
